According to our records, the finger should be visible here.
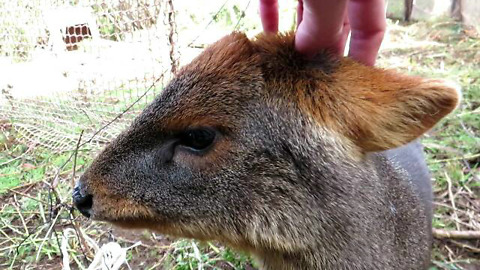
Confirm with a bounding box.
[335,9,351,56]
[295,0,348,57]
[260,0,279,33]
[348,0,386,66]
[297,0,304,26]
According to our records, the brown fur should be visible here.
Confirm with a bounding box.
[252,32,459,151]
[74,31,460,269]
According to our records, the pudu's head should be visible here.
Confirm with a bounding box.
[74,32,459,251]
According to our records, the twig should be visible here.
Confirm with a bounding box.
[187,0,231,47]
[39,200,46,224]
[234,0,251,30]
[434,201,457,211]
[431,260,466,270]
[14,222,48,256]
[444,244,456,262]
[0,217,24,235]
[8,189,48,205]
[449,240,480,253]
[146,244,175,270]
[71,130,84,188]
[81,76,161,148]
[46,180,62,221]
[35,207,63,262]
[423,142,463,156]
[459,119,478,140]
[12,194,28,235]
[50,74,163,184]
[166,0,179,74]
[433,228,480,240]
[69,211,92,264]
[0,146,33,167]
[444,172,460,230]
[457,107,480,117]
[429,153,480,164]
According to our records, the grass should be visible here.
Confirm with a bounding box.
[1,18,479,269]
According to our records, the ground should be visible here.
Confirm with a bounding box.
[0,19,479,269]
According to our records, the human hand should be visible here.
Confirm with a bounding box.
[259,0,386,66]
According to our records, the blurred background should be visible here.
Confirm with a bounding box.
[0,0,478,269]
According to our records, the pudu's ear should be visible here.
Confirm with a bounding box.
[331,60,461,152]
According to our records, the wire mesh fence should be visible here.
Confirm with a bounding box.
[0,0,180,152]
[0,0,266,154]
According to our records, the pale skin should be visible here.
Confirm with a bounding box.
[259,0,386,66]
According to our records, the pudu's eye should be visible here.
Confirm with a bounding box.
[179,128,216,152]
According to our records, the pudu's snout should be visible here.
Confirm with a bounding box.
[73,177,93,218]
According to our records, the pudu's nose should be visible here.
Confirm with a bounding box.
[72,181,93,218]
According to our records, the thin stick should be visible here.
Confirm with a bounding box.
[71,130,84,188]
[445,172,460,231]
[0,146,32,166]
[50,75,163,184]
[13,194,28,235]
[8,189,48,205]
[35,208,63,262]
[449,240,480,253]
[187,0,231,47]
[39,200,47,224]
[233,0,251,30]
[433,228,480,240]
[69,211,92,264]
[429,153,480,164]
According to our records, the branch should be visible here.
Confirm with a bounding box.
[433,228,480,240]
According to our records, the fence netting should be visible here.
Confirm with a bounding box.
[0,0,183,153]
[1,0,264,154]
